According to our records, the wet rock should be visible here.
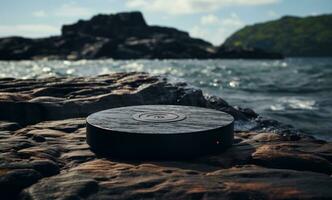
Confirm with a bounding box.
[0,160,60,178]
[30,160,60,177]
[252,144,332,174]
[250,132,284,142]
[17,146,61,159]
[23,160,332,200]
[0,73,244,125]
[33,118,86,133]
[194,142,255,169]
[205,95,229,109]
[0,92,32,101]
[236,107,258,119]
[0,72,331,199]
[27,129,66,138]
[177,88,206,107]
[31,135,46,142]
[0,169,41,198]
[61,150,95,162]
[0,121,21,131]
[217,106,248,120]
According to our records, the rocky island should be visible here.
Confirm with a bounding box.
[0,72,331,199]
[224,14,332,57]
[0,12,283,60]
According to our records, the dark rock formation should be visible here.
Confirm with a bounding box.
[61,12,149,37]
[0,12,283,60]
[216,45,283,59]
[0,72,331,199]
[0,72,246,124]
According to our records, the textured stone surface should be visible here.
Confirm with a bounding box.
[22,161,332,200]
[0,72,331,200]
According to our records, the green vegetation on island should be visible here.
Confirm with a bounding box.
[224,14,332,57]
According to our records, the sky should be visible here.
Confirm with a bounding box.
[0,0,331,45]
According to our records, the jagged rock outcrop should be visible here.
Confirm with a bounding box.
[0,72,331,200]
[0,12,283,60]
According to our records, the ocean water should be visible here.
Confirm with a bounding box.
[0,58,331,140]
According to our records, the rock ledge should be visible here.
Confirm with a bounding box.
[0,72,331,200]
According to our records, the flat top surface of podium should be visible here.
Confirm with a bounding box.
[87,105,234,135]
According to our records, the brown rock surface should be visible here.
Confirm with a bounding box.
[0,72,331,200]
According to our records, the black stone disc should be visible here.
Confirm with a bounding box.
[86,105,234,159]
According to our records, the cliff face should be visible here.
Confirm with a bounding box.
[0,11,282,60]
[61,12,150,38]
[224,14,332,57]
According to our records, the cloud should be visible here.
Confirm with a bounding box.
[0,24,59,38]
[33,10,47,17]
[33,3,97,18]
[191,13,244,45]
[190,25,208,38]
[125,0,279,15]
[267,10,279,18]
[190,26,228,45]
[220,13,244,27]
[55,2,92,17]
[200,13,244,28]
[200,14,220,25]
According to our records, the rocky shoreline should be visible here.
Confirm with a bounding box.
[0,72,331,199]
[0,12,283,60]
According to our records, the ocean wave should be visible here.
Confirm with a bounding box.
[270,97,317,111]
[0,58,331,140]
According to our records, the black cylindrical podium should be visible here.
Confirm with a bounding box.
[86,105,234,159]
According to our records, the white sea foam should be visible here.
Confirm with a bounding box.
[270,97,317,111]
[229,80,240,88]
